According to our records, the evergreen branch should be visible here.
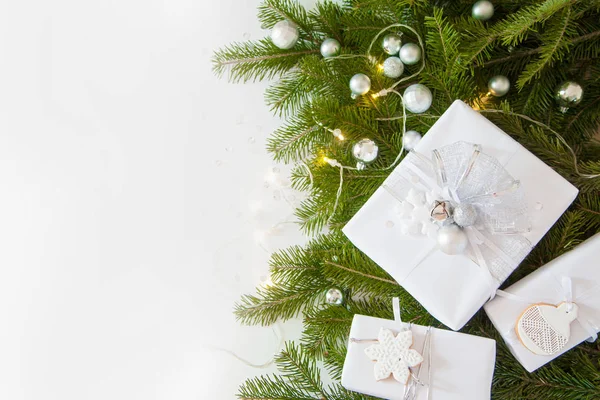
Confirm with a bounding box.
[213,39,319,83]
[517,6,574,89]
[324,260,398,285]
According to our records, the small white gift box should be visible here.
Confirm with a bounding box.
[341,312,496,399]
[343,100,578,330]
[484,233,600,372]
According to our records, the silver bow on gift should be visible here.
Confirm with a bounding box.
[384,141,532,298]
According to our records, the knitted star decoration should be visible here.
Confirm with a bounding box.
[364,328,424,384]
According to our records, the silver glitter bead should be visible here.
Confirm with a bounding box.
[271,20,299,50]
[452,204,478,227]
[403,84,433,114]
[403,130,422,150]
[325,287,344,305]
[382,34,402,55]
[352,139,379,165]
[349,73,371,97]
[382,56,404,79]
[437,224,469,255]
[399,43,421,65]
[320,38,341,58]
[488,75,510,97]
[472,0,494,21]
[555,81,583,113]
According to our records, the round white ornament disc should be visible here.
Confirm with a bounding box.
[516,302,578,356]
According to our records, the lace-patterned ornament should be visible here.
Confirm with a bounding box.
[516,302,578,356]
[364,328,424,384]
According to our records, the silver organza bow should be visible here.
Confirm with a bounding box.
[385,141,532,298]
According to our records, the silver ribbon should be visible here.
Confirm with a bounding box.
[385,142,532,299]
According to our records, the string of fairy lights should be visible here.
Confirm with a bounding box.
[216,2,596,369]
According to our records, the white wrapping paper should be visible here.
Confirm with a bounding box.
[341,314,496,399]
[484,233,600,372]
[342,100,578,330]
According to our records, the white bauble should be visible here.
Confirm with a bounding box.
[488,75,510,97]
[320,38,341,58]
[437,224,469,255]
[555,81,583,112]
[403,84,433,114]
[472,0,494,21]
[271,20,299,50]
[382,57,404,79]
[399,43,421,65]
[352,139,379,164]
[403,130,422,150]
[382,34,402,55]
[349,73,371,97]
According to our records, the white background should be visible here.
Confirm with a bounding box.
[0,0,315,398]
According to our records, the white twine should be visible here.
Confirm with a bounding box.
[207,321,285,369]
[478,109,600,179]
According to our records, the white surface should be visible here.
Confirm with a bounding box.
[341,314,496,400]
[0,1,312,399]
[485,233,600,372]
[343,100,578,331]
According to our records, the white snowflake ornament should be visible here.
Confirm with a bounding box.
[394,188,438,239]
[364,328,424,384]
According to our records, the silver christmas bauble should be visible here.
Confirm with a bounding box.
[452,204,478,227]
[488,75,510,97]
[399,43,422,66]
[555,81,583,113]
[403,130,422,150]
[271,20,299,50]
[325,287,344,306]
[403,84,433,114]
[320,38,341,58]
[349,73,371,98]
[437,224,469,255]
[383,56,404,79]
[472,0,494,21]
[382,34,402,55]
[352,139,379,168]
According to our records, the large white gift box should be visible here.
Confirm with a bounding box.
[341,313,496,399]
[342,100,578,331]
[484,233,600,372]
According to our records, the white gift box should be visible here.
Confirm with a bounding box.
[341,314,496,399]
[342,100,578,330]
[484,233,600,372]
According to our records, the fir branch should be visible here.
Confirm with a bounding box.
[324,261,397,285]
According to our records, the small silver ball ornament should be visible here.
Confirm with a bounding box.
[325,287,344,305]
[271,20,299,50]
[320,38,341,58]
[399,43,422,66]
[352,139,379,169]
[382,34,402,55]
[472,0,494,21]
[437,224,469,255]
[349,73,371,98]
[555,81,583,113]
[382,57,404,79]
[452,204,478,227]
[403,84,433,114]
[488,75,510,97]
[403,130,422,150]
